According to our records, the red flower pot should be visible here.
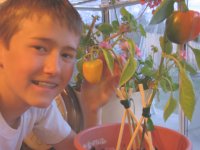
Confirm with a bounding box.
[74,123,192,150]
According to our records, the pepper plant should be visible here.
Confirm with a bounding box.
[74,0,200,127]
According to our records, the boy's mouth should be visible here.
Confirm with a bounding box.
[32,80,58,89]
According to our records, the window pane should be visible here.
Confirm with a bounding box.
[184,1,200,150]
[187,2,200,150]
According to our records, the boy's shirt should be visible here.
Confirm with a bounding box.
[0,101,71,150]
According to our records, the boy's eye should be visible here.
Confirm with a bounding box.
[61,51,76,62]
[33,46,47,53]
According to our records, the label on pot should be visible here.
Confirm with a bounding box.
[83,138,108,149]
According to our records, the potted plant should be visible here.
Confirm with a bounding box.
[73,0,200,149]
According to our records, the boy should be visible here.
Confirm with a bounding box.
[0,0,118,149]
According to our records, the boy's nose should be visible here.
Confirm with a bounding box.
[43,52,62,75]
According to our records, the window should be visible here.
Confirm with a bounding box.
[186,1,200,150]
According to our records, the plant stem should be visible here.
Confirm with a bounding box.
[148,54,165,106]
[86,16,98,41]
[179,0,189,12]
[105,30,124,42]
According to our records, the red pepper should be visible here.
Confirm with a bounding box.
[166,10,200,44]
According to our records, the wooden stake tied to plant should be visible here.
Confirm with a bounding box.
[116,84,154,150]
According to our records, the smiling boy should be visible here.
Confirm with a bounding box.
[0,0,118,149]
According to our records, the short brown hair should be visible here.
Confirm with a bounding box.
[0,0,83,47]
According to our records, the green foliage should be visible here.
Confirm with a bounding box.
[102,48,114,75]
[159,35,173,54]
[189,46,200,69]
[120,7,135,22]
[140,56,154,77]
[160,75,178,92]
[111,20,120,32]
[150,0,175,24]
[120,7,146,36]
[139,24,146,37]
[141,66,154,77]
[97,23,114,37]
[127,38,136,56]
[160,53,196,121]
[182,61,197,75]
[163,95,177,121]
[119,57,137,86]
[75,0,199,123]
[146,118,154,131]
[77,58,84,74]
[179,69,195,121]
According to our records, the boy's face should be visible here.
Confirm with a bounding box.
[0,15,80,108]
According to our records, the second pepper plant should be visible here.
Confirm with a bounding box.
[74,0,200,133]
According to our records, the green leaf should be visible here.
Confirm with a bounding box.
[102,49,114,75]
[160,36,165,49]
[79,35,95,50]
[172,83,179,91]
[119,57,137,86]
[165,41,173,54]
[150,0,175,25]
[120,7,134,22]
[146,118,154,131]
[190,46,200,69]
[183,61,197,75]
[163,95,177,121]
[112,20,119,32]
[97,23,113,36]
[159,36,172,54]
[76,58,84,74]
[126,38,135,57]
[151,45,158,53]
[179,69,196,121]
[160,73,179,92]
[160,74,175,92]
[139,24,146,37]
[126,79,135,90]
[76,47,85,59]
[130,18,137,28]
[160,78,169,92]
[144,56,153,68]
[141,66,154,77]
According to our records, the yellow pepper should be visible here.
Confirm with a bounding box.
[82,59,103,84]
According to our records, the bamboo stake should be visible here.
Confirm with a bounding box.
[116,110,127,150]
[116,88,124,100]
[146,91,154,150]
[118,87,136,150]
[127,88,136,149]
[116,86,154,150]
[147,91,153,104]
[128,109,153,149]
[138,84,146,107]
[127,116,144,150]
[138,84,154,150]
[128,88,140,149]
[120,87,127,99]
[127,110,136,150]
[127,108,140,149]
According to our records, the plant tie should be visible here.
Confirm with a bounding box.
[120,99,130,109]
[142,106,151,118]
